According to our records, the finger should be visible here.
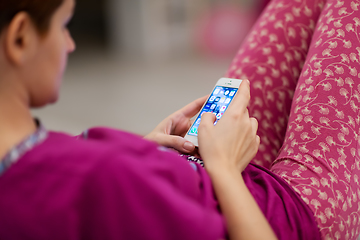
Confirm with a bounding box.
[228,80,251,113]
[180,95,209,118]
[256,135,261,146]
[247,135,261,162]
[244,107,250,119]
[252,135,261,156]
[238,134,261,171]
[200,112,217,126]
[156,134,196,153]
[250,117,258,134]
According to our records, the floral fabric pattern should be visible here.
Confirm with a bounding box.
[226,0,360,239]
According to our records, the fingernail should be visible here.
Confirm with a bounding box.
[183,142,194,151]
[246,79,250,85]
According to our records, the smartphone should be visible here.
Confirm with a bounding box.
[184,78,243,147]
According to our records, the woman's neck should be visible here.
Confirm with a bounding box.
[0,92,37,161]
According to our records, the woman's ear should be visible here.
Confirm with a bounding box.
[3,12,39,66]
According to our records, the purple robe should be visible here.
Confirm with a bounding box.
[0,128,320,239]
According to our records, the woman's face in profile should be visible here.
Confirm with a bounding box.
[30,0,76,106]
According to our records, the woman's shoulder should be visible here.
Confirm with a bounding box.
[35,127,165,167]
[49,127,151,149]
[26,127,188,175]
[51,126,147,144]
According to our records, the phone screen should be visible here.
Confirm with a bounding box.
[188,86,238,136]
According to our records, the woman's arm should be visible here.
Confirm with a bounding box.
[210,168,277,240]
[198,80,277,240]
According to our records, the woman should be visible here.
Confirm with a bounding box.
[0,0,358,240]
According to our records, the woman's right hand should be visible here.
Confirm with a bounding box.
[199,81,277,240]
[198,80,260,174]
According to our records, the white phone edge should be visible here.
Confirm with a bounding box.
[184,77,243,147]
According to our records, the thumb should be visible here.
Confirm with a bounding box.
[156,134,196,153]
[200,112,217,127]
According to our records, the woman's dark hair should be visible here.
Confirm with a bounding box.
[0,0,64,34]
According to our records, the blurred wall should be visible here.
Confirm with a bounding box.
[32,0,270,134]
[69,0,269,59]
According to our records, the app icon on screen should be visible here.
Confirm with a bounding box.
[209,96,216,102]
[225,98,231,104]
[225,90,230,96]
[220,106,227,112]
[215,97,220,102]
[195,118,201,125]
[210,104,216,110]
[219,98,225,103]
[214,88,220,94]
[229,91,236,96]
[220,91,224,95]
[216,113,223,119]
[190,127,197,134]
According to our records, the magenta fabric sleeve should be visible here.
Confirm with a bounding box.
[0,127,319,239]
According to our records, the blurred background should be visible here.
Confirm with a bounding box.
[32,0,270,135]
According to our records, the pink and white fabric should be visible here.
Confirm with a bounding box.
[226,0,360,239]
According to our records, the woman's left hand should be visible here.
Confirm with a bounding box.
[144,96,207,154]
